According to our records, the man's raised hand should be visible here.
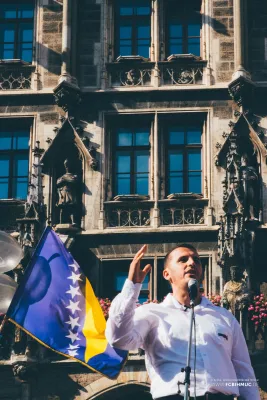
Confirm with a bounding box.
[128,245,152,284]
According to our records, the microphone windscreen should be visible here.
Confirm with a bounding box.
[188,279,198,289]
[188,279,198,301]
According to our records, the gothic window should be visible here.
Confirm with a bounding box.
[101,259,151,302]
[166,0,201,57]
[115,0,151,59]
[0,120,30,200]
[0,1,34,62]
[113,124,150,196]
[164,119,203,195]
[115,270,149,302]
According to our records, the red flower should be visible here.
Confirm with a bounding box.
[248,293,267,329]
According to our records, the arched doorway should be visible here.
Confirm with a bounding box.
[92,383,152,400]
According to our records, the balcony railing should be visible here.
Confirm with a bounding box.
[105,199,152,227]
[107,57,153,87]
[0,60,35,90]
[105,197,208,228]
[107,55,207,88]
[160,55,206,86]
[162,65,203,85]
[159,198,206,226]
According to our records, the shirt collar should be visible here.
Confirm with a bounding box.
[163,293,215,310]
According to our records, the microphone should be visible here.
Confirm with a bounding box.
[188,279,198,303]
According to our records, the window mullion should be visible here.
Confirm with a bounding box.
[133,9,137,55]
[184,144,188,193]
[183,19,187,54]
[115,6,119,58]
[131,148,135,194]
[9,150,14,198]
[15,14,20,59]
[165,128,168,197]
[9,132,15,198]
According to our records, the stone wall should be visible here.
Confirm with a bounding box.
[40,2,63,88]
[211,0,235,83]
[0,361,149,400]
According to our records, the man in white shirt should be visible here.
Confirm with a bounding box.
[106,244,260,400]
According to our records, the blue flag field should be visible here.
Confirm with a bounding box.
[7,227,128,379]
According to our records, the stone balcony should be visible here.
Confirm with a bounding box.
[107,56,154,87]
[104,197,152,228]
[159,195,207,226]
[160,54,207,86]
[0,60,35,90]
[106,55,207,88]
[104,195,208,228]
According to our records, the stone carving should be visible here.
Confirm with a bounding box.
[216,111,263,272]
[88,146,98,171]
[12,362,38,381]
[165,66,203,85]
[56,159,80,226]
[228,75,255,110]
[126,69,140,85]
[0,65,33,90]
[54,81,81,113]
[107,207,150,228]
[162,206,205,226]
[240,155,259,221]
[119,68,151,86]
[222,263,249,317]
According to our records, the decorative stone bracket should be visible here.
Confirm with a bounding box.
[54,80,81,115]
[228,76,255,111]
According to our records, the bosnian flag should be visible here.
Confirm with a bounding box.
[7,227,127,379]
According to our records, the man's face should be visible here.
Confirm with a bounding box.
[163,247,202,290]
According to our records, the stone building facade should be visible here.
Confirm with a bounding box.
[1,0,267,398]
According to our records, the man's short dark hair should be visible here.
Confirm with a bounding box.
[164,243,198,269]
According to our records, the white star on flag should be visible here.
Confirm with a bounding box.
[68,344,80,350]
[66,330,81,343]
[66,285,81,299]
[66,316,81,330]
[66,300,81,314]
[67,272,82,284]
[69,262,79,272]
[68,349,78,357]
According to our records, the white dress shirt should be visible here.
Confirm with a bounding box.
[106,279,260,400]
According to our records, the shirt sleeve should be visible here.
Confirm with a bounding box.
[231,318,260,400]
[105,279,152,351]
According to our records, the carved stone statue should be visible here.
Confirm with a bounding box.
[222,265,249,319]
[126,69,140,85]
[88,146,98,170]
[56,159,80,225]
[240,155,259,221]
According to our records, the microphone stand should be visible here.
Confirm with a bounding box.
[184,300,195,400]
[178,300,195,400]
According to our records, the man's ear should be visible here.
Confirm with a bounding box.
[163,268,172,283]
